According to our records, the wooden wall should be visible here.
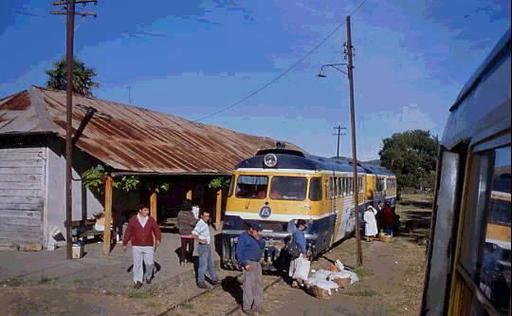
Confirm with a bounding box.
[0,147,44,248]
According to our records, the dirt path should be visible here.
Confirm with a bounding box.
[1,194,431,316]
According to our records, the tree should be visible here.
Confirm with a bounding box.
[379,130,439,190]
[46,57,99,96]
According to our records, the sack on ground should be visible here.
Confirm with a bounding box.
[309,280,339,299]
[329,271,352,288]
[292,256,310,281]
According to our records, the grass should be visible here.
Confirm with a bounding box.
[352,266,373,278]
[343,288,379,297]
[3,277,26,287]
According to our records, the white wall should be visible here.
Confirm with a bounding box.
[44,141,103,247]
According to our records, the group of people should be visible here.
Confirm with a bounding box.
[363,200,397,240]
[121,203,309,315]
[122,203,218,289]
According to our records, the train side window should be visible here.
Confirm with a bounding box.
[337,178,342,197]
[329,177,335,198]
[458,145,511,314]
[309,178,322,201]
[477,146,511,313]
[235,175,268,199]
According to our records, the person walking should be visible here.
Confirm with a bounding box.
[192,210,218,289]
[177,202,197,265]
[122,204,161,289]
[288,219,308,288]
[364,205,379,240]
[236,222,265,315]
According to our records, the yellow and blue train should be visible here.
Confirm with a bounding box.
[221,148,397,270]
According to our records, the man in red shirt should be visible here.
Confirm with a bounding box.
[123,204,162,288]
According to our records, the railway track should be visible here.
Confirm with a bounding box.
[159,272,284,316]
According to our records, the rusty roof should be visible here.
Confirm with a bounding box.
[0,87,301,174]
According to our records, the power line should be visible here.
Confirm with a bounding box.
[194,0,370,122]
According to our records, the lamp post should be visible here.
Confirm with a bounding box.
[317,16,362,267]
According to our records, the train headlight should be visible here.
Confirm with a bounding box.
[263,153,278,167]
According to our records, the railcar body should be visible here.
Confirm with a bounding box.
[221,149,396,270]
[421,30,510,315]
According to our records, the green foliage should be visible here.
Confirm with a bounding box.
[114,176,140,192]
[82,165,140,194]
[143,181,170,193]
[82,165,105,193]
[46,57,99,96]
[379,130,439,190]
[208,176,231,189]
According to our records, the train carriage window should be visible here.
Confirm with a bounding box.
[333,177,338,197]
[270,176,307,201]
[478,147,511,313]
[235,175,268,199]
[309,178,322,201]
[349,178,353,195]
[458,145,511,314]
[329,177,335,198]
[337,178,342,197]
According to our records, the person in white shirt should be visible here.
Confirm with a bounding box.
[192,210,218,288]
[364,205,379,240]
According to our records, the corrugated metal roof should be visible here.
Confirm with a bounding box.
[0,87,301,174]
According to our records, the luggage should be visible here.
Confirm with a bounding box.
[329,271,352,288]
[309,280,339,299]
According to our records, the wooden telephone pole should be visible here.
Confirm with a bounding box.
[345,15,363,267]
[333,125,346,158]
[51,0,97,260]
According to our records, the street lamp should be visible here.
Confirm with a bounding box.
[317,63,348,78]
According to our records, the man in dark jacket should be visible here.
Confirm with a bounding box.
[123,204,162,288]
[177,202,197,265]
[236,222,265,315]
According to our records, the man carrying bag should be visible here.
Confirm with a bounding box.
[288,219,310,288]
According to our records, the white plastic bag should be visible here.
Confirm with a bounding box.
[335,259,345,272]
[309,269,331,281]
[346,270,360,284]
[292,255,311,281]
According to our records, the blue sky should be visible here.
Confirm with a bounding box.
[1,0,510,160]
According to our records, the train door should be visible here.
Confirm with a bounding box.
[448,136,511,315]
[422,147,467,315]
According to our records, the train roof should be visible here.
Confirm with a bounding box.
[359,163,395,176]
[442,29,511,149]
[235,149,366,173]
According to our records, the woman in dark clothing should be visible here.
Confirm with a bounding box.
[382,202,395,236]
[177,205,197,264]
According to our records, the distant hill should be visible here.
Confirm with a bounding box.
[363,159,382,166]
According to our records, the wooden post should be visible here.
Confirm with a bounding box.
[103,175,113,256]
[215,189,222,229]
[150,189,158,222]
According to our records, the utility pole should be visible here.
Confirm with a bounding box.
[127,86,132,104]
[51,0,97,260]
[333,125,346,158]
[345,15,363,267]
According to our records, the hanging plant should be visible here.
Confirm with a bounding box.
[82,165,140,193]
[208,176,231,190]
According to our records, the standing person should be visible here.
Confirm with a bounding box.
[382,201,395,236]
[123,204,161,289]
[192,210,218,289]
[364,205,379,241]
[288,219,308,288]
[375,200,384,232]
[177,202,197,265]
[236,222,265,315]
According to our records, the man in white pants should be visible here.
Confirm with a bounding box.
[123,205,162,288]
